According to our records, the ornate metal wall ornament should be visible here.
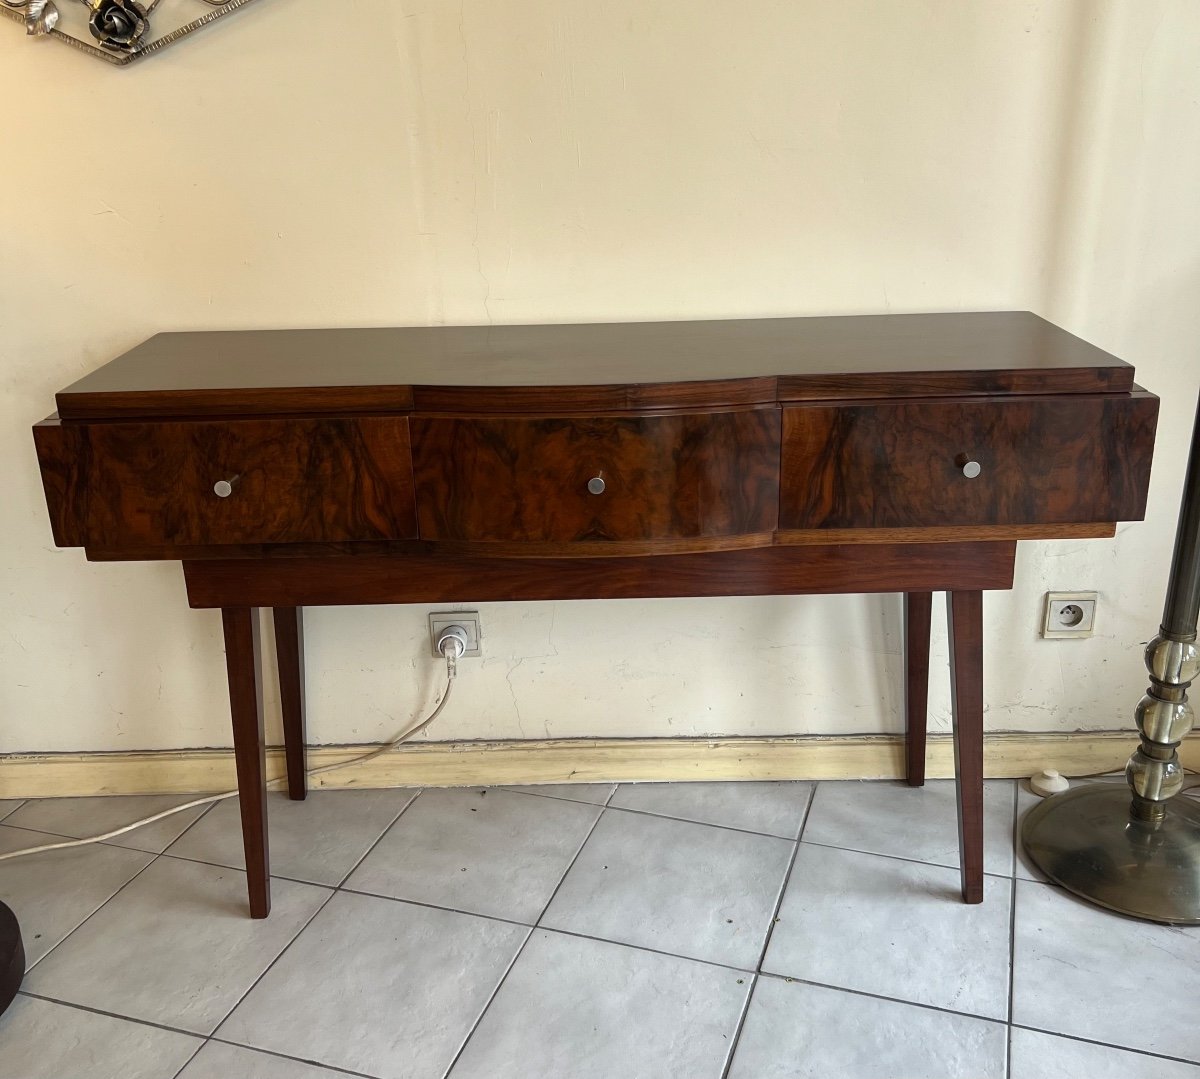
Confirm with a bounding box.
[1,0,264,65]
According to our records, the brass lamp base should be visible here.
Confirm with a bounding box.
[1022,784,1200,925]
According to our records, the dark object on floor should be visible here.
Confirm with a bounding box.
[1024,390,1200,924]
[0,901,24,1014]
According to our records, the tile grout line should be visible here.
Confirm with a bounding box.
[718,785,817,1077]
[436,798,615,1076]
[331,786,424,889]
[135,786,421,890]
[533,800,614,930]
[718,974,759,1079]
[502,786,617,809]
[206,885,340,1044]
[536,923,757,976]
[1009,1022,1200,1069]
[509,780,815,838]
[21,848,163,974]
[336,885,536,931]
[755,786,816,974]
[600,800,810,841]
[17,989,210,1041]
[207,1034,390,1078]
[753,971,1010,1028]
[436,924,537,1079]
[169,1035,208,1079]
[798,836,1016,881]
[153,847,339,888]
[1005,782,1020,1079]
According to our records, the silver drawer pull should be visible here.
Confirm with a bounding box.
[213,475,240,498]
[956,455,982,479]
[587,475,606,495]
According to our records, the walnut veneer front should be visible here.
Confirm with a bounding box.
[32,311,1159,918]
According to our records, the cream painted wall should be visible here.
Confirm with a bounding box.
[1,1,1197,755]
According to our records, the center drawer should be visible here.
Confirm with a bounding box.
[410,409,781,543]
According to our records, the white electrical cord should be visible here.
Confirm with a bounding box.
[0,642,461,864]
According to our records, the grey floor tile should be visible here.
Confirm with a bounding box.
[26,856,329,1034]
[609,780,813,838]
[181,1040,351,1079]
[504,783,615,805]
[344,787,600,923]
[0,799,24,821]
[1010,1028,1200,1078]
[542,809,792,968]
[0,824,152,965]
[764,843,1012,1019]
[0,994,200,1079]
[803,779,1015,875]
[450,928,748,1079]
[167,788,417,886]
[5,794,212,854]
[218,890,528,1079]
[1013,878,1200,1061]
[728,977,1007,1079]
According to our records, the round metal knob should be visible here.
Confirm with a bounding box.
[956,455,982,479]
[587,475,606,495]
[213,479,236,498]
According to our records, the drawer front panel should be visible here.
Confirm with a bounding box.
[38,417,417,548]
[780,393,1158,529]
[411,409,781,542]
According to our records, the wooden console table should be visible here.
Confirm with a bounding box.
[33,312,1158,917]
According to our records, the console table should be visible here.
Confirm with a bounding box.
[32,312,1158,918]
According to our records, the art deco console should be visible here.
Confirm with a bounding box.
[32,312,1158,917]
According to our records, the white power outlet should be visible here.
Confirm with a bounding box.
[428,611,483,657]
[1042,592,1098,639]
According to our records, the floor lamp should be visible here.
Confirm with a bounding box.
[1023,391,1200,924]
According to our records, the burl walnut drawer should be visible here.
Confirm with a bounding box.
[410,409,781,542]
[780,393,1158,529]
[34,416,417,548]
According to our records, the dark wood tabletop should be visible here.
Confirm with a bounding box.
[55,311,1132,419]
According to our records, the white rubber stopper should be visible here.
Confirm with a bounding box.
[1030,769,1070,797]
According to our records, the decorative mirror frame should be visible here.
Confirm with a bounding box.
[2,0,264,66]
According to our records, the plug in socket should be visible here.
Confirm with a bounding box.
[428,611,482,657]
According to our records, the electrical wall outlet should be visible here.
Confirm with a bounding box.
[428,611,483,657]
[1042,591,1098,639]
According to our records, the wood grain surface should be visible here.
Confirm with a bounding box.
[780,392,1158,528]
[411,409,781,542]
[947,590,985,904]
[183,542,1017,608]
[34,416,417,548]
[54,311,1133,420]
[222,607,270,918]
[904,591,933,788]
[76,523,1117,563]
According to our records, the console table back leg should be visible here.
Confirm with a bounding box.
[273,607,308,801]
[947,590,985,904]
[904,592,933,787]
[222,607,272,918]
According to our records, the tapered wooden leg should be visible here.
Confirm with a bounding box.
[273,607,307,801]
[904,591,933,787]
[222,607,271,919]
[947,590,984,905]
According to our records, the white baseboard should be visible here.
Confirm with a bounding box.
[0,731,1187,799]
